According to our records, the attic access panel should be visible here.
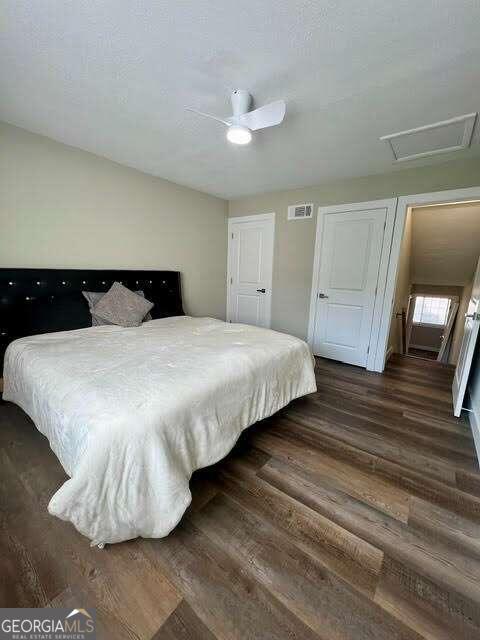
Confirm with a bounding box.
[381,113,477,162]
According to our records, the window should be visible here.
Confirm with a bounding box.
[412,296,450,326]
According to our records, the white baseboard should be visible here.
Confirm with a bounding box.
[467,392,480,468]
[409,344,440,352]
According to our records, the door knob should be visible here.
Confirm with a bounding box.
[256,288,266,293]
[318,292,328,299]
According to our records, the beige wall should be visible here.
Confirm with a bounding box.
[229,157,480,340]
[0,123,228,319]
[389,208,412,354]
[411,202,480,286]
[3,120,480,341]
[410,284,464,298]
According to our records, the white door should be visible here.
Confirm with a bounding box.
[227,213,275,327]
[405,294,415,353]
[453,256,480,417]
[312,208,387,367]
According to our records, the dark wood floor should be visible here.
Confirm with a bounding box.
[2,354,480,639]
[407,348,439,360]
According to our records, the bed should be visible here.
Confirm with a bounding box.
[1,269,316,545]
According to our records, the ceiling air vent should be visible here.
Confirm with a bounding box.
[288,203,313,220]
[380,112,477,162]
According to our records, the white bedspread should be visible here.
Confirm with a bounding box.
[3,316,316,544]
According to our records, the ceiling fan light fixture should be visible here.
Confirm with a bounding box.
[226,125,252,145]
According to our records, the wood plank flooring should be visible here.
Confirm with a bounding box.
[407,349,439,361]
[1,354,480,639]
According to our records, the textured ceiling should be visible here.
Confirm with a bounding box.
[412,202,480,286]
[2,1,480,199]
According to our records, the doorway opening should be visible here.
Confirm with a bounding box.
[389,200,480,364]
[406,293,457,361]
[387,197,480,417]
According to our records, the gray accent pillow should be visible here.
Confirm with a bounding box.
[82,290,152,326]
[83,291,114,326]
[90,282,154,328]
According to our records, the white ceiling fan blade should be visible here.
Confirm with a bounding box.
[185,108,230,126]
[233,100,286,131]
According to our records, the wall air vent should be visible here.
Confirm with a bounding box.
[380,112,477,162]
[288,203,313,220]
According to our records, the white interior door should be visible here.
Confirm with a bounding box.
[405,294,415,353]
[437,300,459,362]
[453,256,480,417]
[312,207,387,367]
[227,214,274,327]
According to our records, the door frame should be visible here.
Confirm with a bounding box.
[452,256,480,416]
[226,212,275,327]
[377,186,480,372]
[307,199,397,371]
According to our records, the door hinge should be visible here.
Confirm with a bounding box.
[231,232,234,239]
[367,345,370,354]
[230,277,233,285]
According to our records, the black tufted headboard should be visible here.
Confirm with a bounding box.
[0,268,184,371]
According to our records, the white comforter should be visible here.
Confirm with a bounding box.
[3,316,316,544]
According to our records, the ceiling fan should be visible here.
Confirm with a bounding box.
[186,90,286,145]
